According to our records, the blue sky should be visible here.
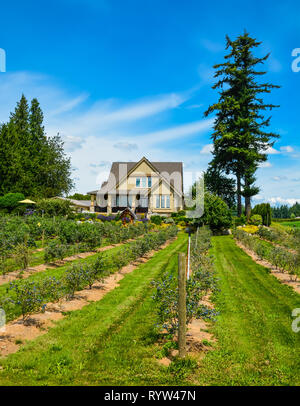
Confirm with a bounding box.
[0,0,300,205]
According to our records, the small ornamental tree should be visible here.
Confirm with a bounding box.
[252,203,272,226]
[201,192,232,231]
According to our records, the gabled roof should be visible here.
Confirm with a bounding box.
[88,157,183,197]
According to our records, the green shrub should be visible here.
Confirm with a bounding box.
[250,214,263,226]
[9,280,44,320]
[0,193,25,213]
[36,198,73,217]
[44,240,68,262]
[252,203,272,226]
[150,215,163,225]
[197,193,232,231]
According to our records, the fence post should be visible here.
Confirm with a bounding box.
[178,252,187,358]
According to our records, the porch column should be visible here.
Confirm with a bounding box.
[107,195,112,214]
[90,194,95,212]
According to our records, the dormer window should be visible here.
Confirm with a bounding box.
[136,177,152,188]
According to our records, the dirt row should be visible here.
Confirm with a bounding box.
[0,240,173,358]
[235,239,300,295]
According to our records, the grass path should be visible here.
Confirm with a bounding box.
[0,234,188,386]
[1,234,299,386]
[194,236,300,386]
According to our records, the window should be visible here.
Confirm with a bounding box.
[155,195,171,209]
[166,195,170,208]
[140,197,148,207]
[116,195,130,207]
[136,177,152,188]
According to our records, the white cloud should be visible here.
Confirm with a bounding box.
[268,197,300,206]
[259,161,272,168]
[48,94,89,117]
[272,176,287,181]
[200,144,214,154]
[61,135,85,152]
[137,119,214,144]
[266,146,280,155]
[280,146,294,153]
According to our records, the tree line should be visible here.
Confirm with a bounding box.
[0,95,74,198]
[272,202,300,219]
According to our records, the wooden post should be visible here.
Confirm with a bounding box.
[178,252,187,358]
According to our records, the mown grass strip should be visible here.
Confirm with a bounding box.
[194,235,300,386]
[0,233,187,386]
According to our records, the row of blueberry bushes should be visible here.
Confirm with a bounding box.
[152,226,217,336]
[0,225,178,321]
[234,228,300,280]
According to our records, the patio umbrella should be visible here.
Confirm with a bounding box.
[18,199,36,204]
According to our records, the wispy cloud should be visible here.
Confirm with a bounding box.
[200,39,224,53]
[113,142,138,151]
[280,145,294,153]
[137,119,214,144]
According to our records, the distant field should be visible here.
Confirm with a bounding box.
[280,221,300,228]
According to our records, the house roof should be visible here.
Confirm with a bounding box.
[88,157,183,197]
[56,197,91,207]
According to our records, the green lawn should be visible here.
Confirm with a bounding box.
[0,233,188,385]
[194,235,300,385]
[0,234,299,386]
[280,221,300,228]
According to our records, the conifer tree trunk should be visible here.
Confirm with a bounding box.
[237,174,242,217]
[245,176,251,222]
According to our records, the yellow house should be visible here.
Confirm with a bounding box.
[87,157,184,216]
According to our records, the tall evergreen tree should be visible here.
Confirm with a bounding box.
[205,32,280,217]
[0,95,74,197]
[204,166,236,208]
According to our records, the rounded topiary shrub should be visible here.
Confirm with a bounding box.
[250,214,263,226]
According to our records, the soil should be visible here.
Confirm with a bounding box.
[0,240,172,358]
[235,240,300,295]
